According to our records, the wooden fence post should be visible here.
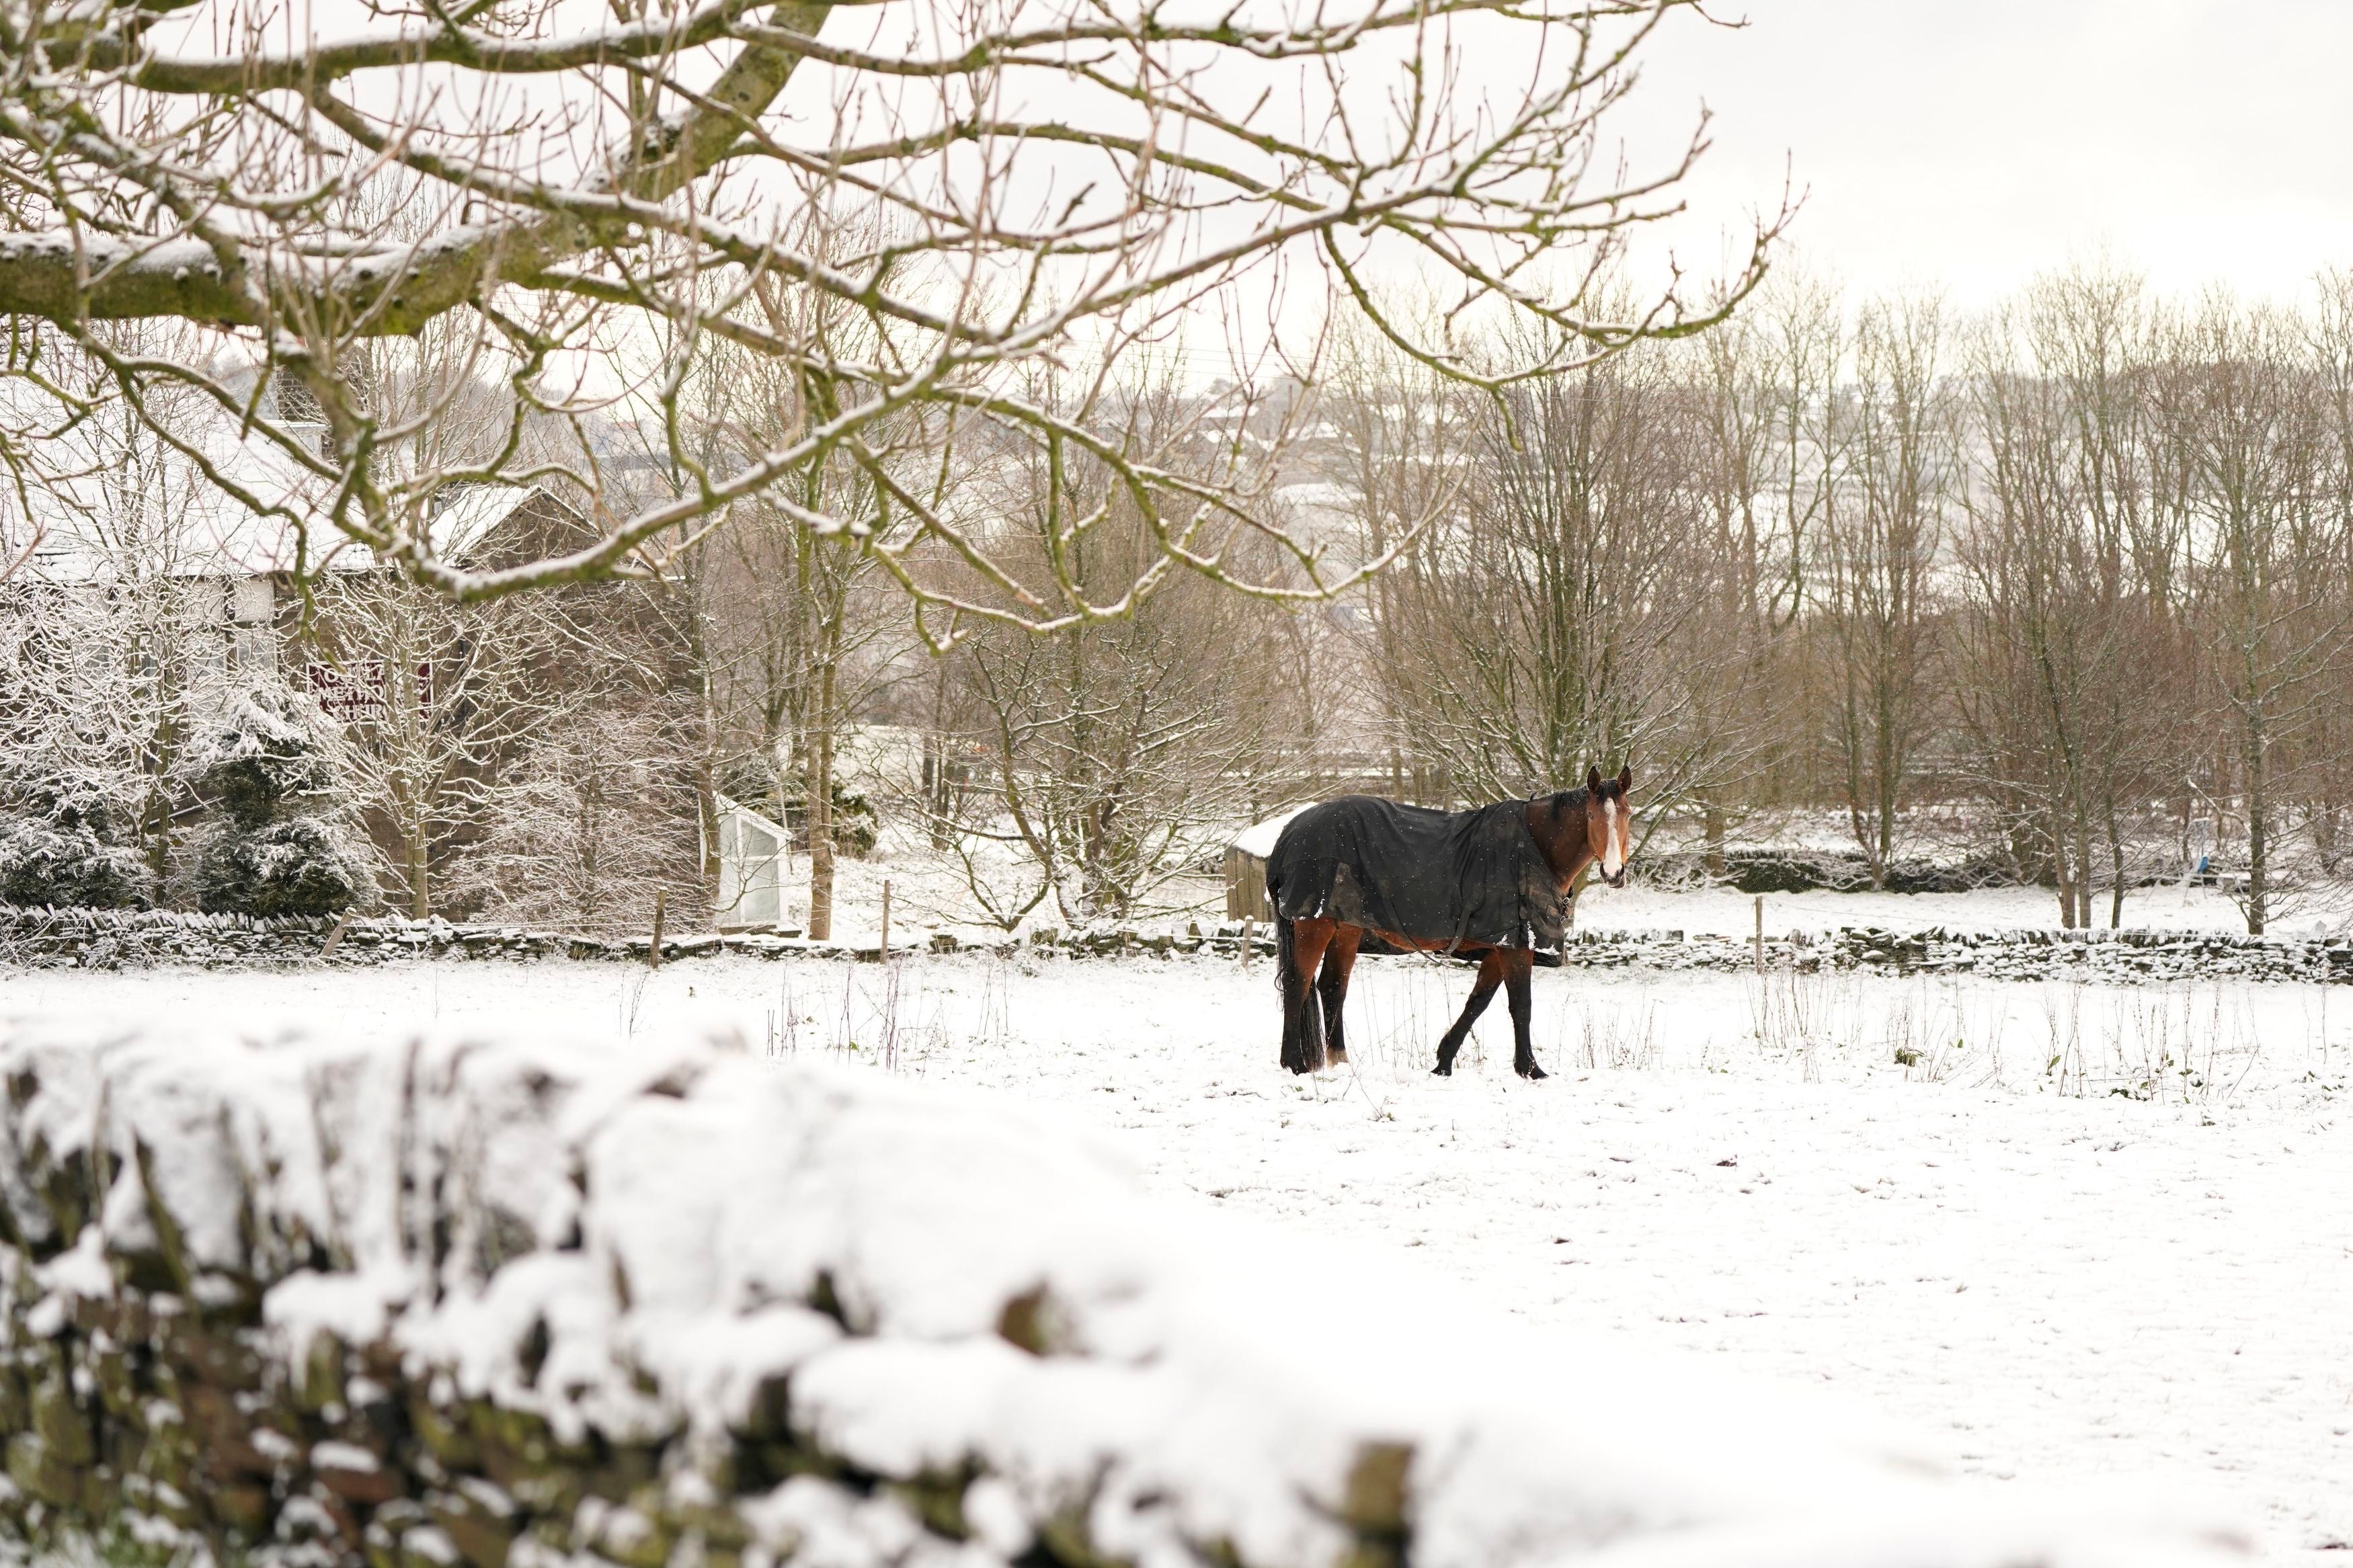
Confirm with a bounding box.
[1752,895,1764,973]
[649,889,666,970]
[879,879,892,960]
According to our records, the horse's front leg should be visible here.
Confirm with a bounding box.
[1433,950,1505,1076]
[1504,949,1545,1079]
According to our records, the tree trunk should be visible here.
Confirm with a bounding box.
[2106,796,2126,929]
[1872,665,1898,885]
[2059,811,2081,929]
[2074,811,2095,936]
[407,825,430,919]
[2243,704,2268,936]
[806,661,838,941]
[140,678,178,884]
[695,764,721,893]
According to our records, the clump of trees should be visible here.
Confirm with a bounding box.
[1325,264,2353,935]
[450,706,706,936]
[22,222,2353,944]
[0,0,1773,936]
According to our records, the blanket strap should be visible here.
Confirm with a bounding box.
[1441,906,1476,958]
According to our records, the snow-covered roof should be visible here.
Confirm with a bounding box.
[713,791,791,839]
[7,399,545,585]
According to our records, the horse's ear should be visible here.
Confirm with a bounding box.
[1618,762,1633,794]
[1586,765,1603,795]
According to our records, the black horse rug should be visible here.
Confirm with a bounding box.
[1264,795,1569,951]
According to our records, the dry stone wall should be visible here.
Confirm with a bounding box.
[7,903,2349,987]
[0,906,979,969]
[1550,924,2353,985]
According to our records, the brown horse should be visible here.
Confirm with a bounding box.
[1270,765,1634,1079]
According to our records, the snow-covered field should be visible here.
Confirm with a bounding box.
[6,931,2350,1560]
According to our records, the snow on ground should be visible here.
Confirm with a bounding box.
[6,913,2351,1559]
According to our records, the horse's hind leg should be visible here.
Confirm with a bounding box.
[1316,925,1363,1065]
[1433,950,1505,1077]
[1279,917,1334,1073]
[1503,949,1546,1079]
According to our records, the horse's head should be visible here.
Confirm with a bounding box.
[1582,763,1635,889]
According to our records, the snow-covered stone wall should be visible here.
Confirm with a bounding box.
[11,901,2353,987]
[0,906,908,968]
[1561,923,2353,985]
[0,1022,2247,1568]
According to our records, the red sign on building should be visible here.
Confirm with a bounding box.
[307,660,431,724]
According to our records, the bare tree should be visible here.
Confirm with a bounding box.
[703,509,883,938]
[0,347,263,886]
[1677,270,1844,863]
[447,704,705,935]
[1325,318,1476,804]
[0,0,1772,632]
[690,278,903,940]
[2153,297,2342,934]
[1956,267,2173,925]
[2292,270,2353,880]
[939,379,1288,924]
[0,577,161,905]
[302,572,564,915]
[1819,292,1952,882]
[1357,335,1716,817]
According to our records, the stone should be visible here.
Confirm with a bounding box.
[9,1430,86,1508]
[410,1387,483,1469]
[31,1363,96,1467]
[214,1480,272,1534]
[317,1443,407,1508]
[298,1327,351,1412]
[426,1485,518,1568]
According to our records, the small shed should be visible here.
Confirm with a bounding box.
[1224,805,1312,922]
[711,792,792,932]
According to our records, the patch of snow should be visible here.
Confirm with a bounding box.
[35,1223,114,1302]
[265,1264,417,1364]
[309,1441,380,1475]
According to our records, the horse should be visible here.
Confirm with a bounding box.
[1265,764,1635,1080]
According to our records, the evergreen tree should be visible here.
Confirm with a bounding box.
[191,686,372,918]
[0,778,151,909]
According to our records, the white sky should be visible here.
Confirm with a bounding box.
[1611,0,2353,308]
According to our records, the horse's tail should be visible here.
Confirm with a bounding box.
[1273,902,1294,994]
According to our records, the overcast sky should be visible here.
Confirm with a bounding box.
[1609,0,2353,308]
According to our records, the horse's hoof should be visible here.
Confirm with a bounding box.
[1328,1047,1349,1065]
[1431,1062,1453,1077]
[1517,1063,1548,1081]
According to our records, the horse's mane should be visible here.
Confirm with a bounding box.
[1546,786,1593,814]
[1548,772,1630,813]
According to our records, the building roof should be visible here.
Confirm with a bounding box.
[6,398,549,586]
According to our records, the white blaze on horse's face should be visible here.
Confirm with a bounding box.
[1601,795,1626,886]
